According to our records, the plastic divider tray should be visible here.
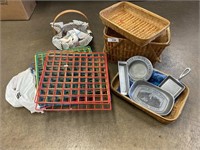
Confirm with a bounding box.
[35,51,112,111]
[34,46,92,87]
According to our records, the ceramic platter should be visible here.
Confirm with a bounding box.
[129,80,175,116]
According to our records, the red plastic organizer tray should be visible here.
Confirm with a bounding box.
[35,51,111,111]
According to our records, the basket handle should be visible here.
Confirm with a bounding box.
[148,45,161,63]
[52,9,89,33]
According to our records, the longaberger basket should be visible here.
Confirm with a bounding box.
[100,2,170,47]
[103,27,170,64]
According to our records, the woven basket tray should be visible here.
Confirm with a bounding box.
[103,27,170,64]
[111,73,189,124]
[100,2,170,46]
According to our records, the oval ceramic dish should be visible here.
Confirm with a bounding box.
[127,56,153,81]
[129,80,175,116]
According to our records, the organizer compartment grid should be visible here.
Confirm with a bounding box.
[34,46,92,86]
[35,52,46,86]
[35,51,111,111]
[35,103,111,111]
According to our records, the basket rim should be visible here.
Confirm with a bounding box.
[104,26,171,46]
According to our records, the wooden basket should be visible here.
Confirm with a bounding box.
[100,1,170,46]
[103,26,170,64]
[111,73,189,124]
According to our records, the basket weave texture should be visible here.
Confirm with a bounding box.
[103,27,170,64]
[100,1,170,46]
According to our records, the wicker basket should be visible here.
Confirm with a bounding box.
[103,27,170,64]
[111,72,189,124]
[51,10,93,50]
[100,1,170,46]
